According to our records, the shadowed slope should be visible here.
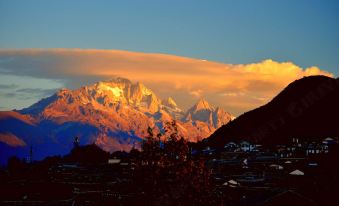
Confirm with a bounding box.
[208,76,339,148]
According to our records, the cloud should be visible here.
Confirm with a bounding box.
[189,89,203,98]
[221,92,245,97]
[0,92,16,98]
[0,83,18,90]
[15,88,58,97]
[0,49,333,115]
[0,88,58,100]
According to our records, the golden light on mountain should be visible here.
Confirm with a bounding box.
[0,49,333,115]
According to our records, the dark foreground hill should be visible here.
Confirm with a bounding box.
[208,75,339,148]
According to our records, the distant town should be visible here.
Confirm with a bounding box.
[1,129,338,205]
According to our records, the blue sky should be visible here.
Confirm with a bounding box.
[1,0,338,74]
[0,0,338,113]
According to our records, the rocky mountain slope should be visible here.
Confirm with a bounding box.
[0,78,233,164]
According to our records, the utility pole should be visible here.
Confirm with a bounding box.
[29,145,33,164]
[73,136,80,149]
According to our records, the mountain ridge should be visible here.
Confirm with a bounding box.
[0,77,233,164]
[207,75,339,148]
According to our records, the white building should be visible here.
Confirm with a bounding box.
[289,169,304,176]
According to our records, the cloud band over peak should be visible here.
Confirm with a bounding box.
[0,49,333,115]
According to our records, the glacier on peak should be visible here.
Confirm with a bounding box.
[96,82,124,97]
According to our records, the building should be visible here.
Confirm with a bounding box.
[289,169,304,176]
[240,141,255,152]
[224,142,239,152]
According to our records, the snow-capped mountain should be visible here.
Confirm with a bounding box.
[0,78,233,163]
[184,98,234,128]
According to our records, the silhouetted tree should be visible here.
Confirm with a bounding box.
[136,121,214,205]
[141,126,161,166]
[7,156,27,175]
[66,144,109,164]
[130,148,141,160]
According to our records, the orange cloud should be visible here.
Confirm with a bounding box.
[0,49,333,115]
